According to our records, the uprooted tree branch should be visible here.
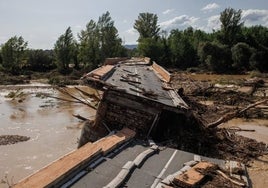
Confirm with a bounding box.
[207,99,268,129]
[46,86,101,110]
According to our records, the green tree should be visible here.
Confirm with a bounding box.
[54,27,76,73]
[242,26,268,48]
[169,29,197,69]
[26,49,55,71]
[0,50,2,65]
[78,20,100,69]
[1,36,27,74]
[218,8,243,46]
[134,12,161,61]
[134,12,160,41]
[158,33,172,67]
[242,25,268,72]
[78,12,126,69]
[138,38,162,61]
[250,50,268,72]
[198,42,232,73]
[97,11,126,60]
[231,42,252,71]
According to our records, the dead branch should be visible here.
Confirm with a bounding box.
[74,87,100,102]
[216,170,245,187]
[45,95,82,104]
[227,127,255,132]
[72,114,89,121]
[56,87,98,110]
[208,99,268,129]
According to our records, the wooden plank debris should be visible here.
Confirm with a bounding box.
[13,143,102,188]
[14,128,136,188]
[93,128,136,155]
[173,161,215,187]
[91,65,115,79]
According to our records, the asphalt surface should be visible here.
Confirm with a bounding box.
[105,64,175,107]
[71,140,226,188]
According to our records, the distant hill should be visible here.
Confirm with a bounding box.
[124,44,137,50]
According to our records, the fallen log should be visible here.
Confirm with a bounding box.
[57,87,98,110]
[73,114,88,121]
[227,127,255,132]
[46,89,97,110]
[216,170,245,187]
[207,99,268,129]
[74,87,101,101]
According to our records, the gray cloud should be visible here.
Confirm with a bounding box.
[207,15,221,31]
[162,9,175,15]
[160,15,199,31]
[242,9,268,26]
[201,3,219,12]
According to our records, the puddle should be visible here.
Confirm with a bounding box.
[0,86,96,186]
[221,118,268,144]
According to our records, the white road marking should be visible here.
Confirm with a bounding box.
[150,150,177,188]
[134,67,140,96]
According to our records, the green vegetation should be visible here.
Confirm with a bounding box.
[78,11,126,70]
[0,11,126,79]
[1,36,28,74]
[133,8,268,73]
[0,8,267,79]
[54,27,77,73]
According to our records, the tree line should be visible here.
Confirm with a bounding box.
[135,8,268,73]
[0,8,267,75]
[0,11,127,75]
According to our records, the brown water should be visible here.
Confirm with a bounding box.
[221,118,268,144]
[0,86,96,187]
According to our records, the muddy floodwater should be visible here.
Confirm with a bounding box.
[0,85,95,187]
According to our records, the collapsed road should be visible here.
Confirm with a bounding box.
[13,57,267,188]
[79,57,197,145]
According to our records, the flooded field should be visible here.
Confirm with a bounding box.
[0,85,95,187]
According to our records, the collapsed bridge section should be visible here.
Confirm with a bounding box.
[81,58,204,145]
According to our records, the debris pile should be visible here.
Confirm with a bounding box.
[159,160,249,188]
[0,135,30,145]
[67,59,267,167]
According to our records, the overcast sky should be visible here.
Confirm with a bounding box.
[1,0,268,49]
